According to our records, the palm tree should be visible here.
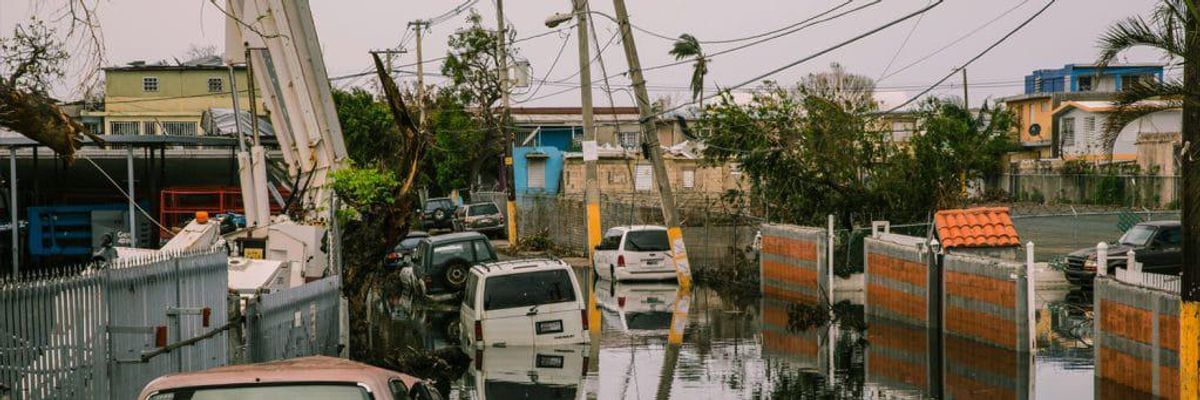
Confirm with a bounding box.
[669,34,708,108]
[1097,1,1199,395]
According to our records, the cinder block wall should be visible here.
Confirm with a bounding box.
[941,253,1033,351]
[760,224,828,304]
[864,236,933,326]
[1094,277,1179,398]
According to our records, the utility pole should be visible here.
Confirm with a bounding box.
[573,0,602,337]
[410,20,429,129]
[961,68,969,109]
[497,0,518,246]
[612,0,692,288]
[1180,8,1199,400]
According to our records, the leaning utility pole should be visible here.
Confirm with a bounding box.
[410,20,429,128]
[497,0,519,246]
[574,0,601,264]
[1181,6,1200,399]
[612,0,692,288]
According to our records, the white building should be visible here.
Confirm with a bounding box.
[1051,100,1180,161]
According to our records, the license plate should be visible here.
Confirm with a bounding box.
[536,320,563,334]
[536,354,565,368]
[645,259,659,265]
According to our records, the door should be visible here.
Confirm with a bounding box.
[481,274,536,346]
[596,230,623,279]
[1143,227,1182,274]
[528,158,547,190]
[526,269,585,346]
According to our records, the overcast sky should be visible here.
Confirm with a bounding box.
[1,0,1166,108]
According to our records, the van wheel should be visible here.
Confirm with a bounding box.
[444,261,470,289]
[446,318,462,344]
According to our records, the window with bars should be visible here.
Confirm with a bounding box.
[618,131,639,149]
[142,77,159,92]
[110,121,140,135]
[161,121,198,136]
[207,78,223,93]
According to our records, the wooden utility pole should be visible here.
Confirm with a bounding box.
[572,0,603,337]
[497,0,518,246]
[612,0,692,288]
[410,20,429,128]
[961,68,969,109]
[1181,6,1200,399]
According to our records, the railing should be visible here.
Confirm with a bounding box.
[1094,243,1180,294]
[245,275,343,363]
[0,247,229,400]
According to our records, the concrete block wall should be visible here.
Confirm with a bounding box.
[1094,276,1179,399]
[941,253,1033,351]
[760,224,828,304]
[864,236,933,326]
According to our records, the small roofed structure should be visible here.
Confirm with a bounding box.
[934,207,1023,260]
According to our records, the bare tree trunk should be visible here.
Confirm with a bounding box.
[1181,8,1200,399]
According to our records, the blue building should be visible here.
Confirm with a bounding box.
[1023,63,1164,95]
[512,146,564,195]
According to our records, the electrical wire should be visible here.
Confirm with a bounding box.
[878,0,1056,114]
[877,0,931,81]
[513,30,574,103]
[650,0,944,122]
[80,154,171,232]
[877,0,1032,83]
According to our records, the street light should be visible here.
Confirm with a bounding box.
[545,12,573,28]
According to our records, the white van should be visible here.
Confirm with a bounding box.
[593,226,677,281]
[461,259,590,348]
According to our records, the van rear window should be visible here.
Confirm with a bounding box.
[484,269,576,311]
[624,230,670,252]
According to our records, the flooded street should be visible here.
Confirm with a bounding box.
[368,263,1107,399]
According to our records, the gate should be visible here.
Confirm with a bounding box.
[245,275,342,362]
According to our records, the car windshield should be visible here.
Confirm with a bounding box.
[624,230,670,252]
[397,237,424,250]
[1120,225,1157,246]
[484,269,576,311]
[469,203,499,216]
[424,200,450,212]
[148,384,370,400]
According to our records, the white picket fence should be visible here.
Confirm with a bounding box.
[1094,243,1181,294]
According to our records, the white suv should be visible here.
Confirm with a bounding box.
[461,259,590,348]
[593,225,677,281]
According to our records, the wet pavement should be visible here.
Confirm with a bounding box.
[368,264,1107,399]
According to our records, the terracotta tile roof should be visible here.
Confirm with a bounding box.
[934,207,1020,248]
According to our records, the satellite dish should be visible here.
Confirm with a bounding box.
[1029,123,1042,137]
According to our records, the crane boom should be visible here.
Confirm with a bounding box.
[225,0,347,223]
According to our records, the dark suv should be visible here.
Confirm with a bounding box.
[1064,220,1182,286]
[403,232,498,301]
[453,202,506,238]
[421,197,457,231]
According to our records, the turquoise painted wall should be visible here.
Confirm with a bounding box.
[513,146,563,195]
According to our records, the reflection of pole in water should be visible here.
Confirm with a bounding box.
[655,286,692,399]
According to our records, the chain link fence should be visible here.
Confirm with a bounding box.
[999,174,1180,209]
[475,192,758,272]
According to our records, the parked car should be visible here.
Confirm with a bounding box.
[461,258,590,348]
[386,231,430,268]
[1064,220,1182,286]
[453,202,507,238]
[421,197,458,231]
[400,232,498,301]
[593,226,677,282]
[138,356,440,400]
[461,344,589,400]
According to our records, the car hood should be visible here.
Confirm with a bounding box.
[1067,243,1135,259]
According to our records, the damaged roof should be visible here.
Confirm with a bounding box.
[934,207,1020,249]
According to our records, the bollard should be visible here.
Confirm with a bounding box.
[1128,249,1140,273]
[1096,242,1108,277]
[1026,241,1036,352]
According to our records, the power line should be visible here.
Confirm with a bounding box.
[878,0,1032,83]
[650,0,945,120]
[880,0,1056,114]
[514,30,574,103]
[615,0,854,45]
[877,0,931,81]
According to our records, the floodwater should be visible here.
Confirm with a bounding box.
[368,265,1109,399]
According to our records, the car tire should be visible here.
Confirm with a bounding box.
[444,260,470,289]
[446,317,462,344]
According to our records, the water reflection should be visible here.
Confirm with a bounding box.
[370,271,1104,399]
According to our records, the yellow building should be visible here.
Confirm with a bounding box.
[83,57,264,136]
